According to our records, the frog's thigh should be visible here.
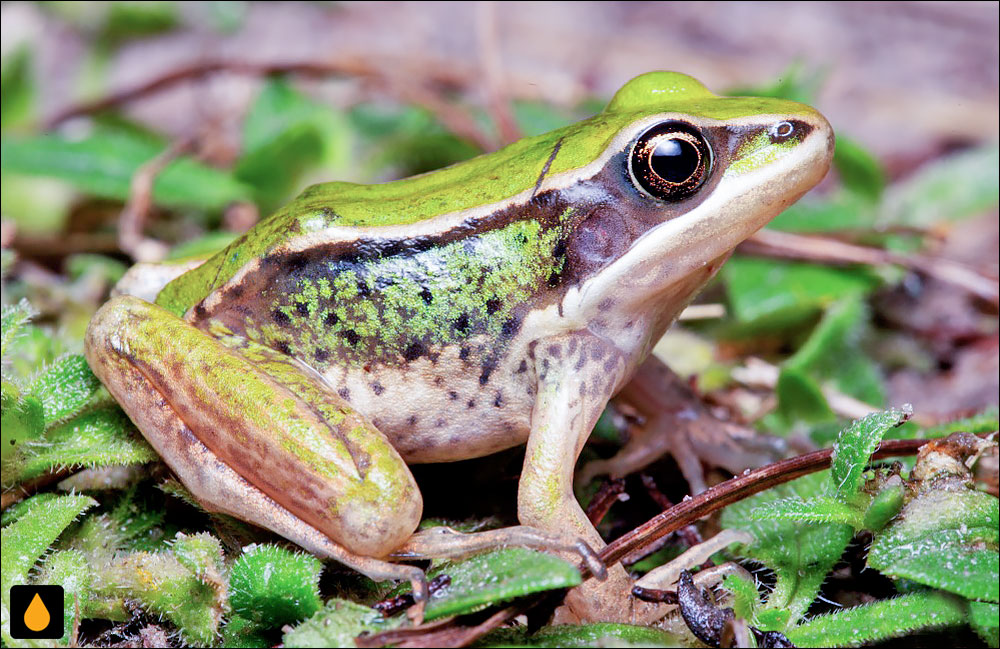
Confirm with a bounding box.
[85,295,422,559]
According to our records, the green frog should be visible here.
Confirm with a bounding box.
[85,71,833,623]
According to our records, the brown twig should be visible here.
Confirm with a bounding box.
[476,0,521,145]
[43,58,497,151]
[118,136,195,261]
[599,435,991,568]
[742,229,999,306]
[356,599,531,648]
[584,477,626,525]
[1,467,76,510]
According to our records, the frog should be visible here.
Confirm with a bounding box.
[85,71,833,624]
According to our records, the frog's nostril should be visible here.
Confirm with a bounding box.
[768,120,796,143]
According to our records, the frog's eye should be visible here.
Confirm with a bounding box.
[629,122,712,201]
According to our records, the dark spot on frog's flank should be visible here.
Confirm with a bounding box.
[324,311,339,326]
[493,391,503,408]
[547,270,563,288]
[194,304,208,319]
[314,348,330,363]
[407,415,418,427]
[624,320,635,330]
[575,354,587,371]
[501,317,519,338]
[434,376,444,386]
[228,285,244,298]
[454,314,470,334]
[603,357,617,373]
[467,399,476,409]
[485,298,500,314]
[272,309,291,326]
[356,281,371,298]
[295,302,309,316]
[598,297,614,312]
[276,341,293,355]
[479,356,497,385]
[435,418,447,428]
[567,337,578,354]
[546,345,562,359]
[371,381,385,396]
[516,359,528,373]
[459,346,471,361]
[419,287,434,305]
[591,346,605,360]
[286,253,309,274]
[448,390,458,400]
[553,239,567,258]
[403,341,425,362]
[338,387,350,400]
[542,358,550,373]
[343,329,361,346]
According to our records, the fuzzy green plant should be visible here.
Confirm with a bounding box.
[720,408,999,647]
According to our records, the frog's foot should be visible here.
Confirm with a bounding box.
[392,525,607,580]
[581,355,783,493]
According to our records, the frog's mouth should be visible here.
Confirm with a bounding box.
[569,111,835,320]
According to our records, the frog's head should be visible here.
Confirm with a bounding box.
[552,71,834,350]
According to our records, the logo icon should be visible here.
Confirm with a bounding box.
[9,585,64,639]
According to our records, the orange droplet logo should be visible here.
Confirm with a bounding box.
[24,592,51,632]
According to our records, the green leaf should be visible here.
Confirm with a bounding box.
[2,300,36,358]
[920,406,999,439]
[768,192,878,233]
[722,573,760,622]
[1,130,251,211]
[422,548,581,621]
[0,493,97,646]
[722,257,880,329]
[786,591,966,647]
[487,623,681,647]
[236,78,349,210]
[968,601,999,647]
[880,144,999,228]
[750,495,863,528]
[775,366,836,426]
[38,549,91,644]
[868,488,999,602]
[90,532,226,645]
[720,471,853,626]
[833,136,886,203]
[1,46,34,130]
[830,408,910,502]
[1,384,45,464]
[861,483,905,532]
[283,599,400,649]
[10,406,156,483]
[229,544,323,629]
[784,298,885,407]
[31,354,102,425]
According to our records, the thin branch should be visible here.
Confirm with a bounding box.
[742,229,999,306]
[599,435,989,568]
[118,136,195,262]
[43,58,497,150]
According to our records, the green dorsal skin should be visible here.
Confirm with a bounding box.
[156,71,816,317]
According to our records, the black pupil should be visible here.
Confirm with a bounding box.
[651,137,699,183]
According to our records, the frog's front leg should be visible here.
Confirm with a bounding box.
[85,296,430,618]
[516,334,662,624]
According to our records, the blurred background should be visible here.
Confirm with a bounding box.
[1,0,998,428]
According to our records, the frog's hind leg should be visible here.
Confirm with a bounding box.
[86,295,430,618]
[580,355,783,493]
